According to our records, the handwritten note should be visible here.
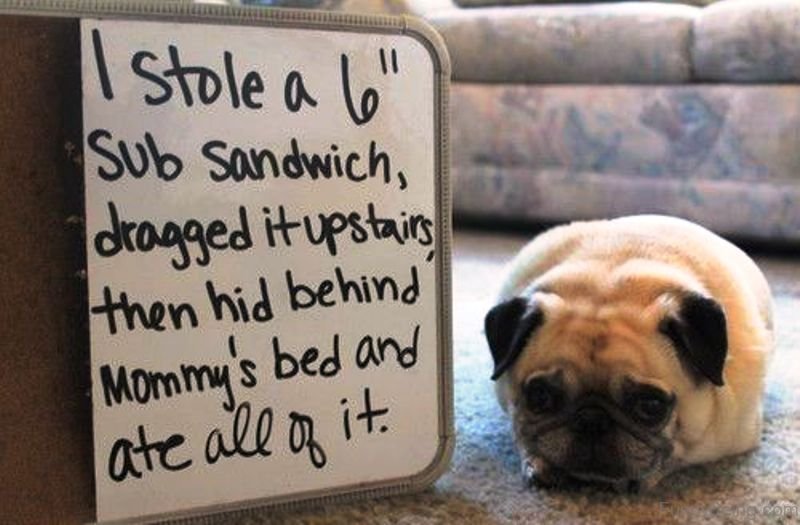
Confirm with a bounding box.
[81,18,446,522]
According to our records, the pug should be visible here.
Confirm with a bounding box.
[485,215,774,492]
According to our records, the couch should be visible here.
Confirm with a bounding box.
[416,0,800,243]
[242,0,800,242]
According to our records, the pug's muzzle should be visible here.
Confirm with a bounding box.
[514,393,674,489]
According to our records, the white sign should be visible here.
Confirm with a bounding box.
[82,16,448,523]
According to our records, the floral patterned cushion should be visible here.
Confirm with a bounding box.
[431,0,800,84]
[694,0,800,82]
[451,84,800,241]
[455,0,718,6]
[428,3,698,83]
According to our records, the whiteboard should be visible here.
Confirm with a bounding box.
[80,7,451,523]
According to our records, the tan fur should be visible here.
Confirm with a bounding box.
[494,215,774,484]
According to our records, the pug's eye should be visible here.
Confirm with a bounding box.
[631,395,670,426]
[524,378,562,413]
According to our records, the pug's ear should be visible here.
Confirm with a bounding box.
[485,297,544,381]
[659,293,728,387]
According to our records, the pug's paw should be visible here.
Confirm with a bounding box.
[522,457,565,489]
[610,471,666,494]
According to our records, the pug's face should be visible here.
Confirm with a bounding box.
[486,290,728,491]
[513,372,675,489]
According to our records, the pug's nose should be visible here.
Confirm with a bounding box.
[571,406,612,436]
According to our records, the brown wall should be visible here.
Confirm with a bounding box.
[0,16,94,524]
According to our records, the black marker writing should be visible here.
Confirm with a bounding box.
[100,362,236,412]
[87,129,183,182]
[284,70,318,112]
[289,412,327,469]
[229,335,258,388]
[91,29,114,100]
[107,425,191,483]
[286,265,420,311]
[355,324,420,370]
[202,138,401,188]
[379,48,399,76]
[131,46,265,109]
[90,286,198,335]
[93,202,253,271]
[260,204,433,253]
[272,334,342,380]
[341,398,352,441]
[262,206,302,248]
[205,278,274,324]
[341,387,390,441]
[301,203,431,256]
[205,402,273,464]
[340,53,378,126]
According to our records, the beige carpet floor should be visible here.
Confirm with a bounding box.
[218,228,800,525]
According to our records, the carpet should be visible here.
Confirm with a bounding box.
[219,228,800,525]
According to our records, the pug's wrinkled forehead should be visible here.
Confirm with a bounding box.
[486,285,728,391]
[490,292,666,380]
